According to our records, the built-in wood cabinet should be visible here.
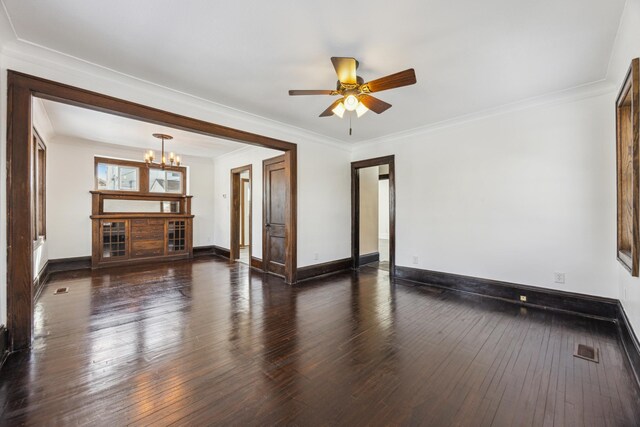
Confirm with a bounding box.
[90,157,194,268]
[91,193,194,268]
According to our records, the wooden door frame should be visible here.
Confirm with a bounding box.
[6,70,298,351]
[230,164,252,263]
[351,155,396,274]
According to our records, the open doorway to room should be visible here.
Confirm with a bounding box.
[378,166,390,271]
[230,165,252,266]
[6,71,298,352]
[351,156,395,274]
[262,155,288,277]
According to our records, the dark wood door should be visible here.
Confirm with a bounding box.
[263,155,287,276]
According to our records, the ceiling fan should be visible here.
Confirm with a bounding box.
[289,57,416,118]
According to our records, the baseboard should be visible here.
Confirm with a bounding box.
[212,245,231,259]
[193,245,216,257]
[617,303,640,388]
[359,252,380,266]
[33,261,49,301]
[298,258,352,281]
[48,256,91,273]
[32,256,92,300]
[251,256,263,270]
[394,266,619,320]
[202,245,263,271]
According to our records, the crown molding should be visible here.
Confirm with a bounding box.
[605,0,630,81]
[0,22,621,154]
[50,134,219,165]
[211,144,264,162]
[50,131,241,161]
[0,1,18,45]
[0,39,351,153]
[351,79,617,152]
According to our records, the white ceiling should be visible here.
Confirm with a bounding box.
[38,99,247,158]
[3,0,627,142]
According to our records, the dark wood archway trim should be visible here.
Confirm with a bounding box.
[351,155,395,274]
[6,70,298,351]
[9,72,297,151]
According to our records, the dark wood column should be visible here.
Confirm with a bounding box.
[7,79,34,350]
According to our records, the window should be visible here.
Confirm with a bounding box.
[149,169,183,194]
[616,58,640,276]
[33,131,46,241]
[96,162,139,191]
[94,157,186,195]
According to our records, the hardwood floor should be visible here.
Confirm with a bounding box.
[0,256,639,426]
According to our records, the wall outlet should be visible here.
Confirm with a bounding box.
[314,253,319,261]
[554,272,565,284]
[520,295,527,302]
[412,256,419,265]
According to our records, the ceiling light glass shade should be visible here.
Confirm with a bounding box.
[332,102,346,118]
[344,94,358,111]
[355,102,368,118]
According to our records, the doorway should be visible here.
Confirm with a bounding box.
[351,156,395,274]
[263,155,288,277]
[6,71,298,351]
[230,165,252,266]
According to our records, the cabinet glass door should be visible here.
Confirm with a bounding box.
[167,220,186,252]
[102,221,127,258]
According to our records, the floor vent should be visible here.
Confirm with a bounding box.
[574,344,599,363]
[53,287,69,295]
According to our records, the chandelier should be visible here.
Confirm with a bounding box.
[144,133,181,169]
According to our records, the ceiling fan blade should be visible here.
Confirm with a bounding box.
[288,90,336,96]
[359,95,392,114]
[319,99,343,117]
[331,57,358,84]
[362,69,416,93]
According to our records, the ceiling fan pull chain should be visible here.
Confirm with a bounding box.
[349,114,352,136]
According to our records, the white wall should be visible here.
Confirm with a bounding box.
[354,88,618,299]
[187,155,217,248]
[359,166,379,255]
[609,0,640,337]
[296,141,351,266]
[46,136,215,259]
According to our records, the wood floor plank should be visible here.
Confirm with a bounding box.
[0,257,638,426]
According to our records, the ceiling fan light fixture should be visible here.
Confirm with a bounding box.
[343,94,358,111]
[288,57,416,122]
[355,102,368,118]
[332,102,346,118]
